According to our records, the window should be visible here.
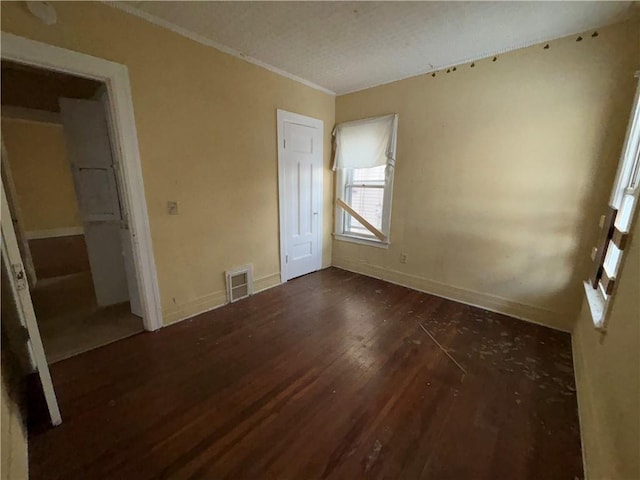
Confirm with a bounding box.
[344,165,386,237]
[333,114,397,246]
[585,74,640,330]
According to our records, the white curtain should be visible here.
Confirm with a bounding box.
[332,114,397,170]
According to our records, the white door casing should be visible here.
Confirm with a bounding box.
[1,181,62,426]
[97,86,143,317]
[277,110,323,281]
[59,97,130,307]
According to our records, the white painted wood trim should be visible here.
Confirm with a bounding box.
[1,183,62,426]
[333,233,390,249]
[105,2,335,96]
[585,76,640,332]
[1,32,163,332]
[1,106,61,124]
[1,141,37,286]
[25,227,85,240]
[276,109,324,283]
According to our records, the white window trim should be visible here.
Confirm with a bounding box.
[585,72,640,331]
[334,115,397,246]
[333,232,391,248]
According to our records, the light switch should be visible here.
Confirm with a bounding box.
[167,201,179,215]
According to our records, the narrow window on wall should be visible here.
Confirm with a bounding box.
[332,114,398,246]
[586,73,640,330]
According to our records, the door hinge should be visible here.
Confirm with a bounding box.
[283,139,286,149]
[286,255,288,263]
[11,263,27,290]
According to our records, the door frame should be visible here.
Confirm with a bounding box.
[276,109,324,283]
[1,33,163,331]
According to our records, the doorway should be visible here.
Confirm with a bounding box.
[2,61,143,362]
[1,33,162,427]
[276,109,324,282]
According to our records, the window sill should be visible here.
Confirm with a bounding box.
[333,233,390,249]
[583,281,607,331]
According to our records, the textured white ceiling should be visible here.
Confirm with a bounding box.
[118,1,635,95]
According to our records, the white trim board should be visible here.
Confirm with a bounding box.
[332,258,573,332]
[1,32,163,332]
[26,227,85,240]
[105,2,335,96]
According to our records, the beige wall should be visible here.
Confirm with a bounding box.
[573,213,639,480]
[1,374,28,480]
[1,2,335,324]
[2,117,82,233]
[334,19,640,331]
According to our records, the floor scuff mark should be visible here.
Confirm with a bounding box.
[364,440,383,472]
[417,320,468,378]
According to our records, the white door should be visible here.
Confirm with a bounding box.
[59,98,141,315]
[97,88,143,317]
[277,110,323,281]
[1,181,62,426]
[1,142,37,287]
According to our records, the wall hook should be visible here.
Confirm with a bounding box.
[544,44,549,50]
[592,31,598,38]
[576,36,583,42]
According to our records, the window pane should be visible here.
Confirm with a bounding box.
[345,185,384,234]
[603,240,622,277]
[352,165,386,184]
[616,193,636,231]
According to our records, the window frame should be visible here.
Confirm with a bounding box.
[334,121,397,248]
[585,72,640,331]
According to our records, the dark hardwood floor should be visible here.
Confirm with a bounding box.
[28,267,583,479]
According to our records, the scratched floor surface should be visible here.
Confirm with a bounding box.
[29,267,583,479]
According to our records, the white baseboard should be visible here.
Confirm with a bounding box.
[332,257,572,332]
[163,272,282,326]
[26,227,84,240]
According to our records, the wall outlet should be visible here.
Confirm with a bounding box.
[400,253,408,264]
[167,201,179,215]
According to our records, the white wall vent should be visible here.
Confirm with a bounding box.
[225,264,253,303]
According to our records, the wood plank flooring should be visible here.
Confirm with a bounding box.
[28,267,583,479]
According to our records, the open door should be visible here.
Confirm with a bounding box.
[59,97,142,316]
[1,179,62,426]
[1,143,37,288]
